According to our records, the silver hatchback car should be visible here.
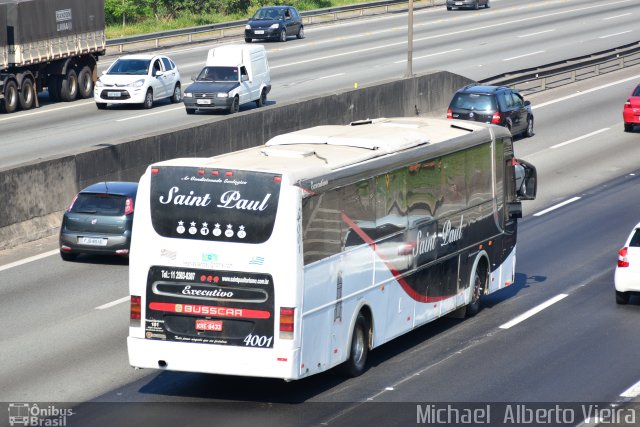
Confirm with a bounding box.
[447,0,490,10]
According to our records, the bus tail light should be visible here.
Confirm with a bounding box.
[618,247,629,268]
[279,307,295,339]
[130,295,142,327]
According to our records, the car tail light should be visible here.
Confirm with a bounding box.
[130,295,142,327]
[66,194,78,212]
[491,112,501,124]
[124,197,134,215]
[446,108,453,119]
[618,247,629,268]
[624,99,632,108]
[279,307,295,339]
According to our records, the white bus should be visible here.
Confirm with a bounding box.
[127,117,537,380]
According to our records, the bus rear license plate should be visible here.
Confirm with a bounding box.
[195,320,223,331]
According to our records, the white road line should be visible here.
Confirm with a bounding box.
[534,74,640,109]
[518,29,555,38]
[499,294,568,329]
[0,100,91,123]
[533,197,581,217]
[604,13,632,20]
[503,51,545,61]
[599,30,632,39]
[620,380,640,398]
[116,106,184,122]
[317,73,345,80]
[0,249,58,272]
[95,295,130,310]
[551,128,610,149]
[394,49,462,63]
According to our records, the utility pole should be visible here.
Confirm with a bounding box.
[405,0,414,78]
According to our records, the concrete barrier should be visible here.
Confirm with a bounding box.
[0,70,473,251]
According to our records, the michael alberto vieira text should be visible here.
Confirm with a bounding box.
[416,403,637,424]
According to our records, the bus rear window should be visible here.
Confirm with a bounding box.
[150,167,281,244]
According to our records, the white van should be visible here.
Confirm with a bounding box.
[183,44,272,114]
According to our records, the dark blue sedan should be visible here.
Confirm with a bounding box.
[245,6,304,43]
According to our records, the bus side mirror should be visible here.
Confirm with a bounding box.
[514,159,537,201]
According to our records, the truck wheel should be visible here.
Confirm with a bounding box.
[1,80,18,113]
[59,69,78,102]
[18,78,35,110]
[255,89,267,108]
[340,313,369,377]
[143,89,154,109]
[228,96,240,114]
[77,66,93,99]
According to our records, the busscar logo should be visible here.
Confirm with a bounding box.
[8,403,75,426]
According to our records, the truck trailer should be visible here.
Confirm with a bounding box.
[0,0,106,113]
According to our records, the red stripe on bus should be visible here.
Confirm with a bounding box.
[341,212,450,304]
[149,302,271,319]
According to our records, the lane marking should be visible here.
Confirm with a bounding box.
[499,294,568,329]
[518,29,555,38]
[534,74,640,109]
[504,51,545,61]
[599,30,632,39]
[604,13,632,20]
[533,197,581,217]
[550,128,610,149]
[116,106,184,122]
[394,48,462,63]
[620,380,640,398]
[95,295,130,310]
[0,249,58,273]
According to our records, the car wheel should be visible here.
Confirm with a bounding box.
[143,89,153,109]
[60,251,77,262]
[616,290,630,305]
[59,68,78,102]
[77,66,94,99]
[447,6,452,10]
[255,89,267,108]
[186,108,196,115]
[624,123,633,132]
[96,102,107,110]
[279,29,287,42]
[18,78,35,110]
[485,0,490,8]
[525,116,534,138]
[1,80,18,113]
[170,83,182,103]
[245,38,252,43]
[339,313,369,377]
[474,0,480,9]
[297,26,305,39]
[228,96,240,114]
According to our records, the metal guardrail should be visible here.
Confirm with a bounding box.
[105,0,444,53]
[479,41,640,95]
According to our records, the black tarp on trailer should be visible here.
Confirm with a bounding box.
[6,0,104,45]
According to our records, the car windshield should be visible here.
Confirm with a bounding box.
[252,8,283,20]
[71,194,127,216]
[108,59,151,75]
[196,66,238,82]
[451,93,497,111]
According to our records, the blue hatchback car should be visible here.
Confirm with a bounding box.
[245,6,304,43]
[59,181,138,261]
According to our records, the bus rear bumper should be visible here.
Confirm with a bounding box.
[127,337,301,380]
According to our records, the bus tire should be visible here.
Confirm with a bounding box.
[340,313,369,377]
[1,80,19,113]
[466,262,487,317]
[18,78,35,110]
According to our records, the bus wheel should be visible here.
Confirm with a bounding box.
[340,313,369,377]
[466,264,487,317]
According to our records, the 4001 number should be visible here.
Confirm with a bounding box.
[243,334,273,348]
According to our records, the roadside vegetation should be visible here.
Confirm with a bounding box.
[105,0,372,38]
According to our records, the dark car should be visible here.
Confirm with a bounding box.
[447,0,490,10]
[447,85,534,138]
[59,182,138,261]
[245,6,304,43]
[623,83,640,132]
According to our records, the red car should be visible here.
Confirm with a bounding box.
[623,83,640,132]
